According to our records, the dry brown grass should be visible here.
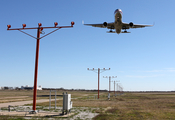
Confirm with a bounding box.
[0,90,61,103]
[93,92,175,120]
[1,90,175,119]
[0,90,99,104]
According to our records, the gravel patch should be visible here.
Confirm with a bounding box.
[0,106,99,119]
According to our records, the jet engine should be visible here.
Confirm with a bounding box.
[129,22,134,27]
[103,22,107,27]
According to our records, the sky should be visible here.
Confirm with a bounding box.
[0,0,175,91]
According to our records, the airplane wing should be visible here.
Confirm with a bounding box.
[122,22,153,29]
[84,22,115,29]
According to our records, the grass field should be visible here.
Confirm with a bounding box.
[1,90,175,119]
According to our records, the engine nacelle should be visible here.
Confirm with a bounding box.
[103,22,107,27]
[129,22,134,27]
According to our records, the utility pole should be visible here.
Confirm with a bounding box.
[112,80,120,96]
[7,22,74,113]
[103,76,117,94]
[87,68,110,99]
[117,83,123,95]
[117,83,119,96]
[119,85,121,95]
[114,81,115,94]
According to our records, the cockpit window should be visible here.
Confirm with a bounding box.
[114,9,122,14]
[114,9,118,14]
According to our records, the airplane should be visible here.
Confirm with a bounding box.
[83,9,153,34]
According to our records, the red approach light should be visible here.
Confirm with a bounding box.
[40,27,43,31]
[103,68,105,70]
[22,24,26,29]
[109,68,111,70]
[93,68,94,70]
[87,68,89,70]
[71,21,75,26]
[38,23,42,27]
[54,22,58,27]
[7,25,11,29]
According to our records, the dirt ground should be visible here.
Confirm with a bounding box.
[0,99,56,108]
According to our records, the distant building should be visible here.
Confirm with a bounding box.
[21,85,42,90]
[4,87,9,90]
[0,87,14,90]
[0,87,4,90]
[37,86,42,90]
[21,85,33,90]
[8,87,13,90]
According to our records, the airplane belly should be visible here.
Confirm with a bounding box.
[114,12,122,34]
[116,29,121,34]
[115,24,122,34]
[115,13,122,22]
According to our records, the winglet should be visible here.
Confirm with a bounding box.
[153,22,155,26]
[148,22,155,27]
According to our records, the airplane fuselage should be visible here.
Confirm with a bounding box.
[114,9,123,34]
[84,9,153,34]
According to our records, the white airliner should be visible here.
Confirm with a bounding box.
[84,9,153,34]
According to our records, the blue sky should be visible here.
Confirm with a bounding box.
[0,0,175,91]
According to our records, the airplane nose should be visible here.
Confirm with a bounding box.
[114,9,122,14]
[114,9,119,14]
